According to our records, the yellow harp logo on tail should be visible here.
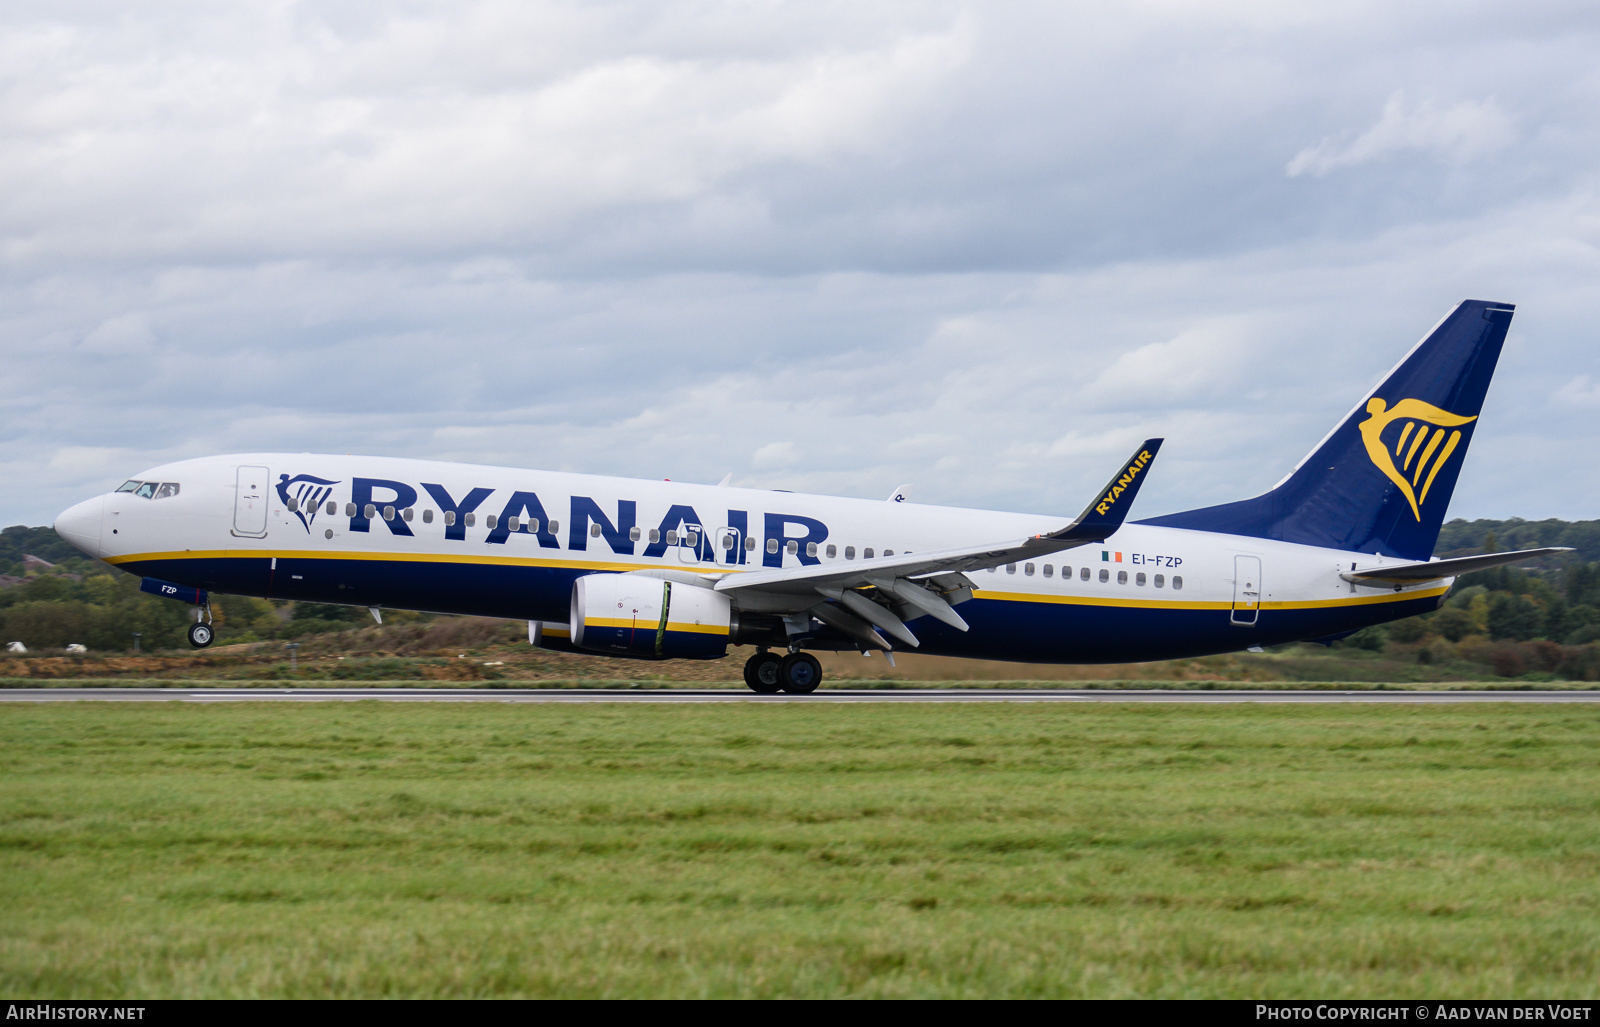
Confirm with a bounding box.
[1358,398,1477,521]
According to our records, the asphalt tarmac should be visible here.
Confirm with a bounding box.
[3,687,1599,703]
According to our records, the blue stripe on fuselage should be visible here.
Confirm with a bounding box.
[117,553,1439,664]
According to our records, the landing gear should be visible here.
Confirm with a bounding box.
[744,651,783,693]
[187,622,214,648]
[778,652,822,694]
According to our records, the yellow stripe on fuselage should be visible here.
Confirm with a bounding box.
[108,550,1448,614]
[103,548,717,576]
[970,585,1448,611]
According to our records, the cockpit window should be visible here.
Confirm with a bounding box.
[154,483,180,499]
[115,480,141,493]
[134,482,158,499]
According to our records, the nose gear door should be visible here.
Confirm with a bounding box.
[233,465,270,538]
[1231,554,1261,626]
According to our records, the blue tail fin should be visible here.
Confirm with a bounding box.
[1137,300,1514,560]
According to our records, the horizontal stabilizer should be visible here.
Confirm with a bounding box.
[1342,547,1572,584]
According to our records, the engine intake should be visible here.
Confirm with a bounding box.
[570,573,733,659]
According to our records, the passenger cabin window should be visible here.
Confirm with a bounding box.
[383,506,396,521]
[721,534,734,550]
[744,536,756,551]
[806,542,818,557]
[506,516,519,531]
[528,519,541,533]
[826,544,837,558]
[1006,563,1016,574]
[486,514,497,530]
[666,530,678,545]
[864,548,875,559]
[1024,563,1035,576]
[884,550,894,557]
[364,503,377,519]
[1080,567,1090,581]
[402,507,414,522]
[1135,572,1146,586]
[845,546,856,559]
[786,540,798,554]
[115,480,140,493]
[1042,565,1053,578]
[1172,575,1183,590]
[649,528,660,543]
[286,497,298,512]
[766,538,778,554]
[1117,570,1128,584]
[1098,569,1109,583]
[154,483,179,500]
[464,512,476,527]
[444,511,456,526]
[423,509,434,523]
[548,520,559,534]
[630,527,641,542]
[1154,574,1164,587]
[589,522,601,538]
[135,482,157,499]
[346,503,357,517]
[686,530,699,547]
[327,501,338,515]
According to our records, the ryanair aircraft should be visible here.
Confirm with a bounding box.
[54,300,1566,692]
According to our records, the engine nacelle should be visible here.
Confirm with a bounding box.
[570,573,733,659]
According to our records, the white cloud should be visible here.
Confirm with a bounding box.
[1286,93,1516,178]
[79,313,155,354]
[751,441,799,469]
[1553,375,1600,407]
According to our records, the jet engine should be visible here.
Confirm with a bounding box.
[570,572,734,659]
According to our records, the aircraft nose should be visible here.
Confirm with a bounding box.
[54,495,105,558]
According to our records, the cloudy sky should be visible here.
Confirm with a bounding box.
[4,1,1598,528]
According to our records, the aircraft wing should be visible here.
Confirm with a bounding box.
[1342,547,1573,585]
[714,440,1161,649]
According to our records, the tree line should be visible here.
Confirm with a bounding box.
[2,521,1600,677]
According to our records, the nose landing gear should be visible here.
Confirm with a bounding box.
[742,649,823,693]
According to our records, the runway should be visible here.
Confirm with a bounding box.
[3,687,1599,703]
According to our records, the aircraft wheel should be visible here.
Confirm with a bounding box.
[187,622,214,649]
[744,651,783,693]
[779,651,822,694]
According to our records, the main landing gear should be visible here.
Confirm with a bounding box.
[743,649,822,694]
[187,605,215,649]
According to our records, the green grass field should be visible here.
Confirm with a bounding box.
[3,700,1598,998]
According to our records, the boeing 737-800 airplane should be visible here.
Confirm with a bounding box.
[53,300,1566,692]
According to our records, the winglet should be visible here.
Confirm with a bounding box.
[1049,439,1163,543]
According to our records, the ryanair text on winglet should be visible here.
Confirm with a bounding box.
[1094,450,1154,517]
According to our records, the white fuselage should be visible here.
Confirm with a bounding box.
[55,453,1451,663]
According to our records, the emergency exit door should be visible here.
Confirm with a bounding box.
[1231,555,1261,626]
[233,465,270,537]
